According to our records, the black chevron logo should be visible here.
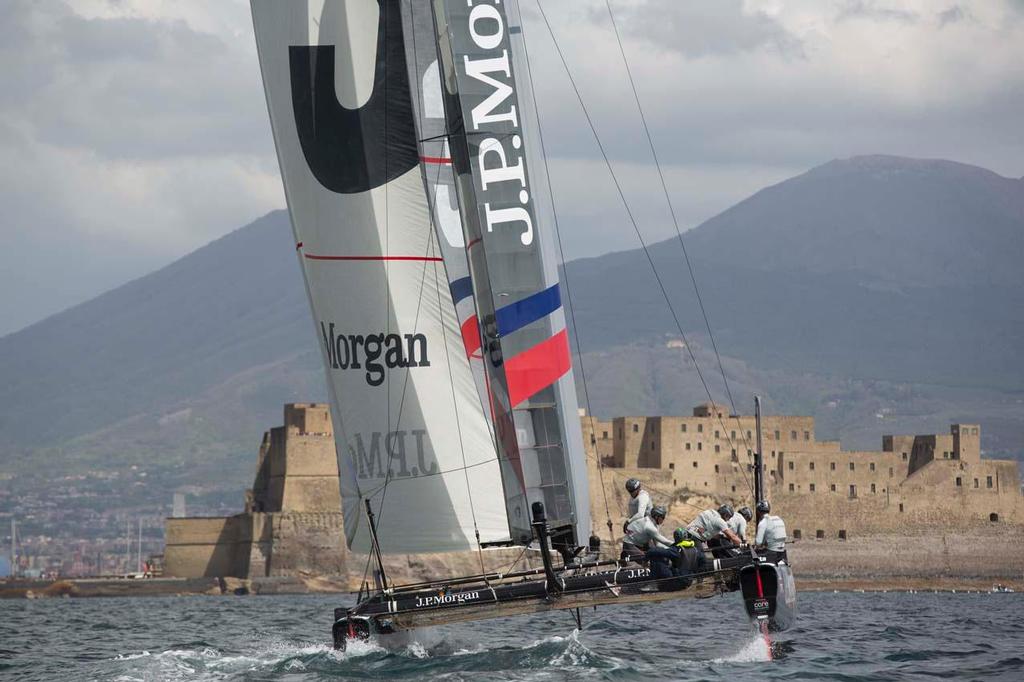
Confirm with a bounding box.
[288,0,417,194]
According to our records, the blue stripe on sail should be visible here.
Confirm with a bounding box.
[496,284,561,337]
[450,276,474,305]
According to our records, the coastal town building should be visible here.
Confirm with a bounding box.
[163,404,346,579]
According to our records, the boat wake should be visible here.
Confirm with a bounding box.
[103,629,624,680]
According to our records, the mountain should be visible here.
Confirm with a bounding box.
[0,155,1021,495]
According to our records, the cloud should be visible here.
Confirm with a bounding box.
[0,0,282,335]
[1,0,1023,335]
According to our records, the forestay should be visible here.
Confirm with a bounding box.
[251,0,509,554]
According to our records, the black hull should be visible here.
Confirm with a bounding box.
[332,560,748,650]
[739,560,797,632]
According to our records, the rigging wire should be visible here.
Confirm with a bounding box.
[513,1,617,551]
[533,0,755,503]
[602,0,758,503]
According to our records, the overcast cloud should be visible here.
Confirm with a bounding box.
[1,0,1022,336]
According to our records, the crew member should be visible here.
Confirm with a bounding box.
[688,505,744,558]
[646,528,706,590]
[622,478,652,534]
[621,504,672,564]
[754,500,788,563]
[729,506,753,542]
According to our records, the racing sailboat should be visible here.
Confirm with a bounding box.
[250,0,794,650]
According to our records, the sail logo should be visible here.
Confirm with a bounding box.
[413,590,481,608]
[288,0,417,194]
[350,429,439,479]
[460,0,535,246]
[321,321,430,387]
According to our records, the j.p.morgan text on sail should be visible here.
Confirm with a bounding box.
[320,321,430,386]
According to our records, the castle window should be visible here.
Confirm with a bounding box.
[849,462,855,471]
[668,463,674,470]
[632,424,638,433]
[747,430,752,439]
[870,462,875,472]
[830,462,836,471]
[870,484,876,493]
[651,441,655,450]
[714,444,720,453]
[986,476,993,489]
[731,430,736,439]
[955,477,961,487]
[830,484,836,492]
[697,424,703,433]
[793,529,802,539]
[902,452,908,460]
[590,434,596,444]
[899,503,904,512]
[715,430,720,439]
[681,424,687,433]
[774,430,780,440]
[789,483,795,492]
[809,483,816,492]
[816,529,825,539]
[788,461,794,471]
[714,464,720,473]
[693,461,698,468]
[990,513,999,522]
[804,431,810,441]
[731,485,736,492]
[686,443,691,451]
[791,430,797,440]
[972,428,978,435]
[673,479,677,486]
[838,530,848,540]
[974,478,979,488]
[771,451,776,457]
[747,449,752,456]
[889,467,893,477]
[849,485,857,498]
[810,462,815,471]
[602,431,608,439]
[697,442,702,451]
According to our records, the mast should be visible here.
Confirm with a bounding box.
[428,0,591,548]
[754,396,765,506]
[137,518,143,573]
[9,518,15,579]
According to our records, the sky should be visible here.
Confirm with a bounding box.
[1,0,1022,337]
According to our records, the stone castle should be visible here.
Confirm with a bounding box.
[164,404,347,579]
[581,402,1023,540]
[165,401,1023,579]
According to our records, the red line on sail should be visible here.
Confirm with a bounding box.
[304,254,443,262]
[420,156,452,165]
[466,237,482,250]
[504,330,571,408]
[295,241,303,250]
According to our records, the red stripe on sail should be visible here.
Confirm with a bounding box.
[304,254,443,262]
[466,237,482,250]
[420,156,452,165]
[461,315,481,357]
[505,330,571,408]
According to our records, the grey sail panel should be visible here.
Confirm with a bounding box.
[430,0,591,546]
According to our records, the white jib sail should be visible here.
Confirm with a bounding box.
[252,0,509,554]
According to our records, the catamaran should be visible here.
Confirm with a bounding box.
[250,0,795,650]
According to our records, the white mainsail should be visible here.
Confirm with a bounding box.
[251,0,509,554]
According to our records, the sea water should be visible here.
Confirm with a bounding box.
[1,592,1021,680]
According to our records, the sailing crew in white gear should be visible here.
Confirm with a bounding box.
[755,500,788,563]
[622,478,652,534]
[728,506,753,542]
[620,505,672,564]
[687,505,744,558]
